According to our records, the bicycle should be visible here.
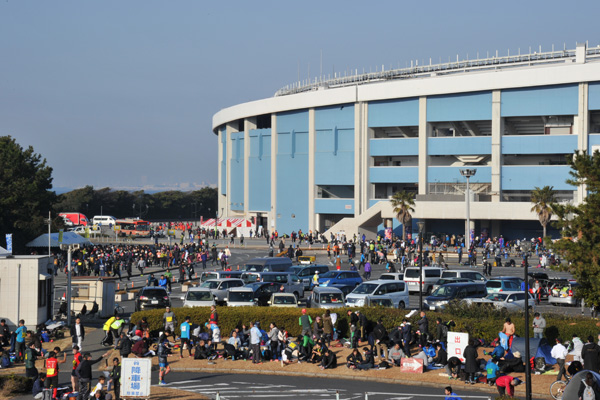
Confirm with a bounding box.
[114,303,125,316]
[550,376,570,400]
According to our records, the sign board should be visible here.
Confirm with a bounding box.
[447,331,469,362]
[121,358,151,398]
[114,225,121,231]
[400,357,424,373]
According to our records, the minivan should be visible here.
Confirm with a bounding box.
[424,282,487,311]
[225,287,256,307]
[240,272,304,298]
[346,280,410,309]
[379,272,404,281]
[441,270,486,282]
[404,267,444,294]
[289,265,330,290]
[242,257,293,272]
[92,215,117,227]
[200,271,243,282]
[307,286,345,308]
[200,278,245,303]
[181,287,215,308]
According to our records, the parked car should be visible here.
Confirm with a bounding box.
[548,281,580,306]
[200,278,245,304]
[242,257,293,272]
[92,215,117,227]
[441,270,486,282]
[404,267,444,294]
[364,296,395,308]
[225,287,256,307]
[307,286,345,309]
[298,255,316,265]
[346,280,409,309]
[423,282,487,311]
[246,282,281,306]
[432,277,473,292]
[379,272,404,281]
[486,278,521,293]
[134,287,171,311]
[200,271,243,282]
[467,291,535,312]
[317,270,362,288]
[268,293,299,307]
[240,272,304,298]
[181,288,215,308]
[289,265,330,290]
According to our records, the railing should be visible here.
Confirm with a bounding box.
[275,45,600,97]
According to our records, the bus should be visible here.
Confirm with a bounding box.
[115,218,151,238]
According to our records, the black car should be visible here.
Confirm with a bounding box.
[246,282,280,306]
[134,287,171,311]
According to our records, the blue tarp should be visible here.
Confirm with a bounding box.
[26,232,92,247]
[511,337,557,365]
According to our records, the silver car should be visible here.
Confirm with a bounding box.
[548,281,580,306]
[200,278,245,303]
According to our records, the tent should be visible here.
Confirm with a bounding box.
[511,337,557,365]
[26,232,92,248]
[562,370,600,400]
[0,245,10,257]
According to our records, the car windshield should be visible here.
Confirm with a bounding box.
[321,293,344,304]
[486,281,501,289]
[201,281,219,289]
[243,264,264,272]
[141,289,167,297]
[320,271,338,279]
[273,296,296,305]
[379,274,395,280]
[430,285,457,297]
[241,273,260,284]
[442,271,458,278]
[352,283,378,295]
[229,291,254,302]
[405,269,420,278]
[201,273,218,282]
[187,291,212,301]
[486,293,508,301]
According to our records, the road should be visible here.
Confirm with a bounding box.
[157,372,507,400]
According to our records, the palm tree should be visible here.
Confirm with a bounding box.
[530,186,556,239]
[390,191,416,241]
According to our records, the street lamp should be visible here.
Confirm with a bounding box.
[417,221,425,312]
[459,169,477,251]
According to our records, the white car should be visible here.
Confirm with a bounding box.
[268,293,299,308]
[181,288,215,308]
[467,291,534,312]
[225,287,256,307]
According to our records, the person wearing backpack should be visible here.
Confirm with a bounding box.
[578,372,600,400]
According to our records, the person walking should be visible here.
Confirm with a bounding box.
[179,316,192,358]
[551,337,568,382]
[163,307,177,333]
[14,319,26,362]
[77,351,110,400]
[581,336,600,373]
[70,317,85,351]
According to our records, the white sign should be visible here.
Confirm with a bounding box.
[121,358,151,398]
[447,331,469,362]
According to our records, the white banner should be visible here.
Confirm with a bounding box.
[121,358,151,398]
[447,331,469,362]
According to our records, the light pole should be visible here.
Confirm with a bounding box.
[417,221,425,312]
[459,169,477,251]
[45,211,52,257]
[60,243,80,327]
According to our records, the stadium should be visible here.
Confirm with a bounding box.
[212,43,600,241]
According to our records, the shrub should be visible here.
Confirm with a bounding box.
[0,374,33,397]
[130,306,599,343]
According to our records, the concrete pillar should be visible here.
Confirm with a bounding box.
[244,118,256,219]
[225,122,238,218]
[575,82,589,205]
[270,114,278,232]
[217,128,225,221]
[308,108,316,232]
[491,90,503,202]
[356,102,368,215]
[418,97,430,195]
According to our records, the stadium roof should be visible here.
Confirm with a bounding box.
[26,232,92,248]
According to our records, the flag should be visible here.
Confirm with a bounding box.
[58,229,64,244]
[85,227,90,239]
[5,234,12,253]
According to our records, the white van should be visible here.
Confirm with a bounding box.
[404,267,444,294]
[181,287,215,308]
[345,280,410,308]
[441,270,487,282]
[92,215,117,227]
[225,287,256,307]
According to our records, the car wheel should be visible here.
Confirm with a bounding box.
[399,301,405,309]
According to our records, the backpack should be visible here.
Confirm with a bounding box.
[583,382,596,400]
[440,324,449,339]
[1,354,10,368]
[534,357,546,371]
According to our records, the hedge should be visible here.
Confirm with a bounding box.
[131,302,599,343]
[0,374,33,397]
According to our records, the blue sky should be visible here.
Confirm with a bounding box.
[1,0,599,192]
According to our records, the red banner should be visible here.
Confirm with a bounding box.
[400,358,424,373]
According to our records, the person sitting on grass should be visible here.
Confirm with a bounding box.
[346,348,363,369]
[357,347,374,370]
[446,356,462,380]
[387,343,405,367]
[320,348,337,370]
[32,373,46,400]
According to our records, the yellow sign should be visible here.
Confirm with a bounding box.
[114,225,121,231]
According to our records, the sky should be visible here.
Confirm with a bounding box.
[1,1,599,193]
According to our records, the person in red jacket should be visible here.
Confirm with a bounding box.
[495,375,521,397]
